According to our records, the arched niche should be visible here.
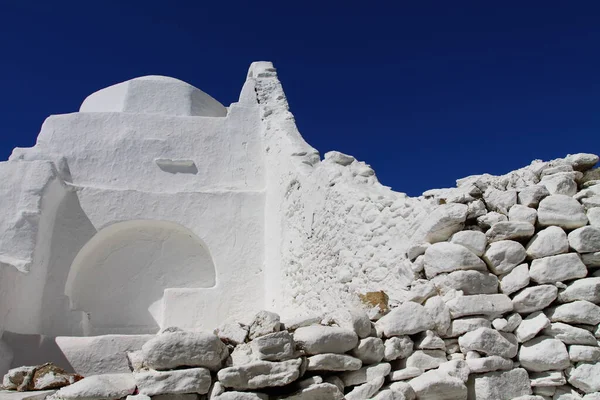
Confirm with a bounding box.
[65,220,215,335]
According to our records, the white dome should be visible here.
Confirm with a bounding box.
[79,75,227,117]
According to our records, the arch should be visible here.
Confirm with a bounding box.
[65,220,215,335]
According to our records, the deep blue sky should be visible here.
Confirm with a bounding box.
[1,1,599,196]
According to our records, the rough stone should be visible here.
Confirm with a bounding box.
[249,311,281,340]
[499,263,530,295]
[483,240,527,275]
[509,205,538,225]
[542,322,598,345]
[216,321,248,346]
[350,337,385,365]
[537,195,588,229]
[484,188,517,215]
[405,350,447,371]
[345,377,385,400]
[134,368,211,396]
[445,294,513,318]
[432,270,499,295]
[467,368,532,400]
[529,253,588,284]
[383,336,414,361]
[376,302,435,336]
[217,358,302,390]
[518,185,550,208]
[250,331,294,361]
[423,296,451,336]
[446,317,492,337]
[412,203,468,244]
[293,326,358,355]
[518,336,570,372]
[568,345,600,362]
[529,371,566,387]
[568,226,600,253]
[306,354,362,372]
[512,285,559,314]
[568,362,600,393]
[515,311,551,343]
[547,301,600,325]
[557,277,600,303]
[466,356,513,373]
[52,373,136,400]
[142,331,229,371]
[423,242,487,279]
[458,328,518,358]
[408,370,467,400]
[450,230,487,256]
[323,308,371,339]
[339,362,391,387]
[486,221,535,242]
[526,226,569,259]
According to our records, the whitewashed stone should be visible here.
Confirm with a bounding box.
[432,270,498,295]
[388,381,417,399]
[53,373,136,400]
[423,296,451,336]
[423,242,487,279]
[323,308,371,339]
[552,386,583,400]
[466,356,513,373]
[283,383,344,400]
[293,326,358,355]
[467,368,532,400]
[450,231,487,256]
[483,240,527,275]
[438,360,470,382]
[412,203,468,244]
[568,226,600,253]
[516,312,551,343]
[383,336,414,361]
[529,371,566,387]
[518,185,550,208]
[414,330,445,350]
[568,362,600,393]
[216,321,248,345]
[388,367,423,382]
[216,392,267,400]
[543,322,598,345]
[558,277,600,303]
[230,343,257,366]
[407,279,437,303]
[547,301,600,325]
[569,345,600,362]
[217,358,302,390]
[518,336,570,372]
[409,369,467,400]
[484,188,517,215]
[500,263,530,295]
[306,354,362,372]
[345,376,384,400]
[376,302,435,336]
[445,294,513,318]
[250,331,294,361]
[583,252,600,267]
[339,362,391,387]
[566,153,599,171]
[510,205,538,225]
[249,311,281,340]
[541,174,578,196]
[142,331,228,371]
[447,317,492,337]
[467,199,488,219]
[526,226,569,259]
[537,195,588,229]
[512,285,559,313]
[350,337,384,365]
[492,313,521,332]
[588,208,600,227]
[135,368,211,396]
[582,196,600,210]
[477,212,508,230]
[405,350,447,370]
[529,254,588,284]
[458,328,518,358]
[486,221,535,242]
[406,243,430,261]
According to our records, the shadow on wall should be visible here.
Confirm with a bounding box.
[2,331,74,373]
[64,220,217,335]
